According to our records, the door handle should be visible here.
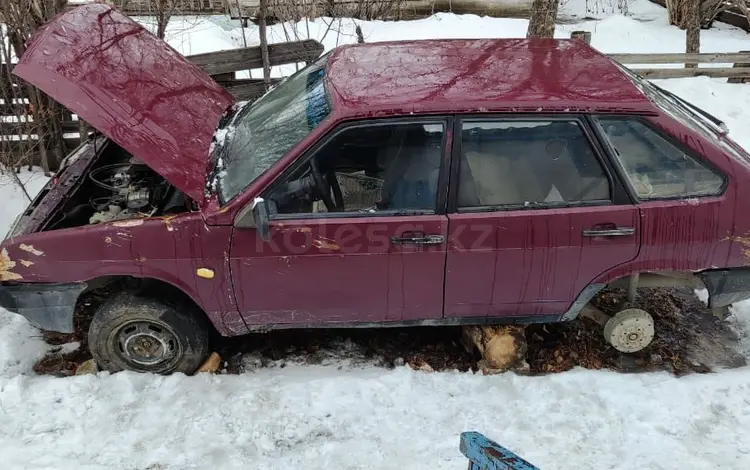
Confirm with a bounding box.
[582,227,635,237]
[390,234,445,245]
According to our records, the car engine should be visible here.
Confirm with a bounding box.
[87,157,173,224]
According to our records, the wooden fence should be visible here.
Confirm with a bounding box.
[65,0,228,16]
[64,0,535,19]
[224,0,533,20]
[609,52,750,81]
[0,39,323,163]
[569,32,750,82]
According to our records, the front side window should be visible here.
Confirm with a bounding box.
[266,122,446,217]
[596,117,725,200]
[216,55,331,203]
[456,119,611,210]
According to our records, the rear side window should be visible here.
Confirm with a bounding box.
[456,120,611,210]
[596,117,724,200]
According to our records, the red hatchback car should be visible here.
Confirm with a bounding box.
[3,4,750,374]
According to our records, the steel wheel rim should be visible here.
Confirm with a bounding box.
[113,319,183,371]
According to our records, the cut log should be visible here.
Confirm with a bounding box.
[462,325,528,373]
[196,352,222,373]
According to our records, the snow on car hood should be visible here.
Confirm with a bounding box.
[13,3,235,204]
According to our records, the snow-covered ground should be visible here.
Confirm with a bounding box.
[4,1,750,468]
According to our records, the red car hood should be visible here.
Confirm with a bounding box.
[13,4,235,204]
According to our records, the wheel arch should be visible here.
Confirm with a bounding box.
[76,274,222,337]
[563,263,712,321]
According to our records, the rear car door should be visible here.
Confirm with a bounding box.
[229,118,451,326]
[592,115,732,276]
[444,116,640,319]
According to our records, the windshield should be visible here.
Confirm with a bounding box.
[215,54,331,203]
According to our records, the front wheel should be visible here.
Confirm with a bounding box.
[88,293,210,374]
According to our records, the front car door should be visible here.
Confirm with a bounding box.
[444,116,640,320]
[229,118,452,327]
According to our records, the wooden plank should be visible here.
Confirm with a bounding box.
[728,50,750,84]
[719,9,750,32]
[62,0,227,15]
[0,120,79,134]
[0,137,80,153]
[459,432,540,470]
[609,52,750,64]
[216,78,282,100]
[186,39,324,76]
[630,67,750,79]
[228,0,534,19]
[0,104,33,115]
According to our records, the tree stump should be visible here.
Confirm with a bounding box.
[462,325,529,374]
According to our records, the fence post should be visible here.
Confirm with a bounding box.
[728,50,750,83]
[570,30,592,44]
[355,25,364,43]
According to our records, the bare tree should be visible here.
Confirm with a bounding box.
[154,0,175,39]
[686,0,700,68]
[259,0,271,90]
[527,0,559,38]
[666,0,739,28]
[0,0,69,172]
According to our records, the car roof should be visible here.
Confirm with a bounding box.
[324,38,657,119]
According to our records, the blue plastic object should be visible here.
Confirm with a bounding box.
[460,432,540,470]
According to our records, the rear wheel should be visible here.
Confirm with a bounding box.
[603,308,655,353]
[88,293,209,374]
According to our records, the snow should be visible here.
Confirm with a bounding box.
[0,168,48,241]
[4,1,750,468]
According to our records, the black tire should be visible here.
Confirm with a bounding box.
[88,292,210,375]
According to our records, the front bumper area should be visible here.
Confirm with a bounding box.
[0,282,87,333]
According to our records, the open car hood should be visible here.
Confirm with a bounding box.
[13,3,235,204]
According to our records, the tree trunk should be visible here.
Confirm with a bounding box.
[686,0,700,68]
[526,0,559,38]
[259,0,272,90]
[666,0,687,27]
[78,119,91,144]
[3,0,69,172]
[155,0,172,39]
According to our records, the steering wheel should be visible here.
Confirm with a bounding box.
[310,158,344,212]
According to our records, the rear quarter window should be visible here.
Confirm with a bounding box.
[595,117,725,200]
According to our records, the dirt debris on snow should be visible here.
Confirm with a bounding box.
[31,289,103,376]
[525,287,746,375]
[30,287,746,377]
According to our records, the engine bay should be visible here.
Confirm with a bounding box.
[46,141,193,231]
